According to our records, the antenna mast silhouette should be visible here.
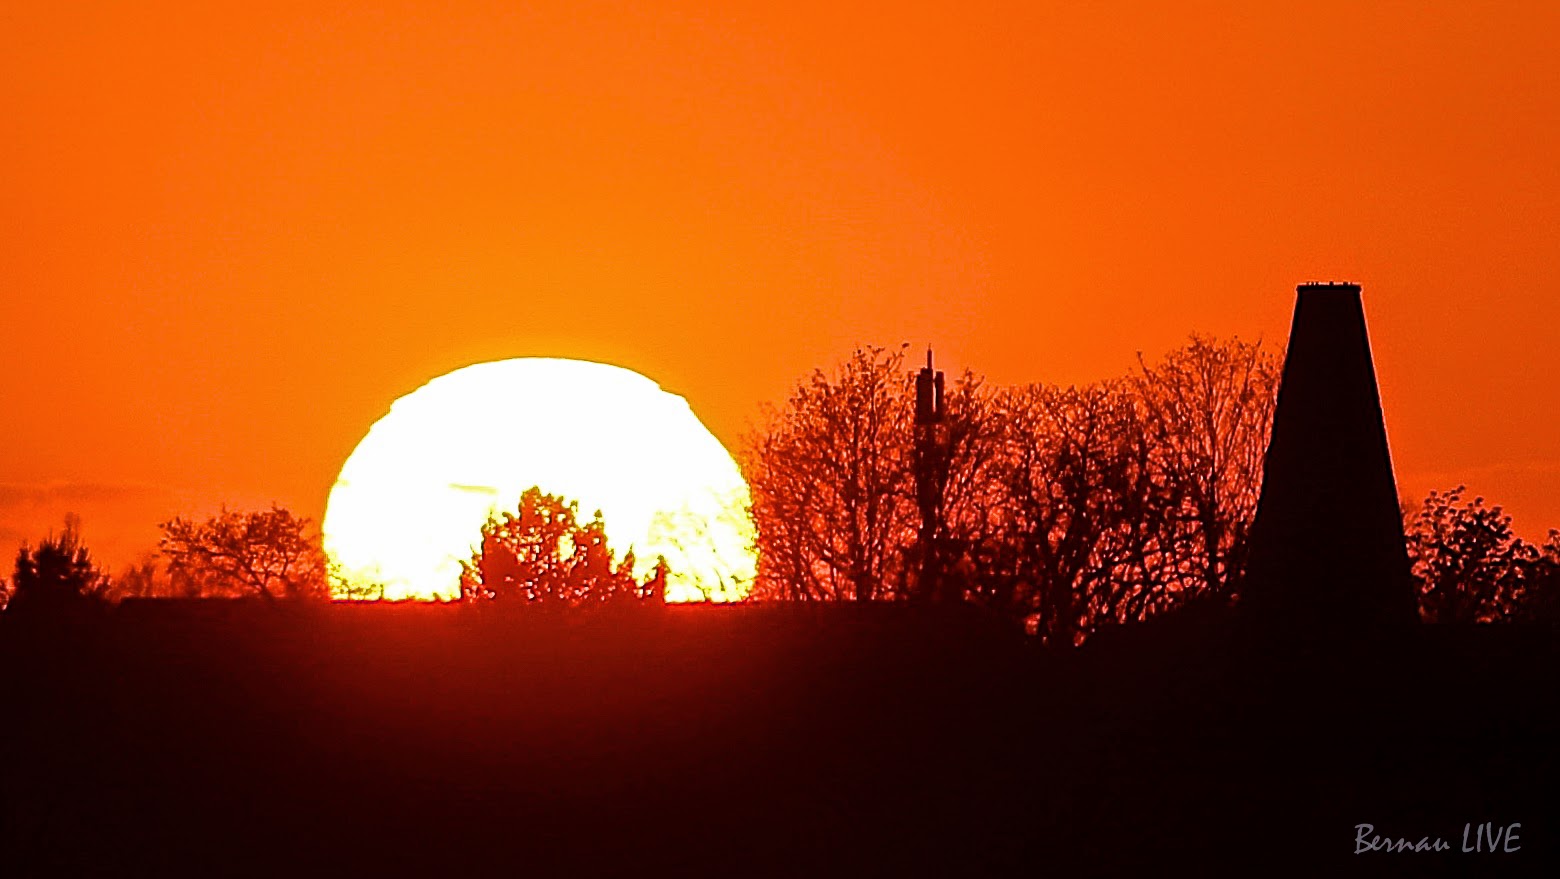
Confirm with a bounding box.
[914,347,949,602]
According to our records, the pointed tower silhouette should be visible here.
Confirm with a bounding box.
[1241,283,1418,627]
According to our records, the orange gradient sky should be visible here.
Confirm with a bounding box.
[4,1,1558,570]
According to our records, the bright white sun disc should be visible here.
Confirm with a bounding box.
[322,358,756,601]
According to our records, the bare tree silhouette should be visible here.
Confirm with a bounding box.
[102,552,176,600]
[1135,335,1279,603]
[744,345,919,601]
[968,381,1149,643]
[643,490,754,602]
[158,506,332,601]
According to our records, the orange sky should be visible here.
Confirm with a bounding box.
[4,1,1558,570]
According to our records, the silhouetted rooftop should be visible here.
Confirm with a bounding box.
[1297,280,1362,292]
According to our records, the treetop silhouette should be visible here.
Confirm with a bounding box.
[459,486,665,605]
[6,514,109,614]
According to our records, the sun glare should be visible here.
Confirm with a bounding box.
[322,359,756,601]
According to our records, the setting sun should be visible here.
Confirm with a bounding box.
[322,358,755,601]
[6,2,1560,874]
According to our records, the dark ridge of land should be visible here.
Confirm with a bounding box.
[1,601,1555,877]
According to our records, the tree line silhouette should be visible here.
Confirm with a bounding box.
[2,335,1556,634]
[744,337,1279,642]
[741,337,1559,640]
[1,507,336,611]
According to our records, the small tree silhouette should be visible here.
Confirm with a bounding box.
[7,515,109,613]
[459,487,658,606]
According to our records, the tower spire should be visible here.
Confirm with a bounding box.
[1241,282,1418,627]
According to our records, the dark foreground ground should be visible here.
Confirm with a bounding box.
[1,601,1555,877]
